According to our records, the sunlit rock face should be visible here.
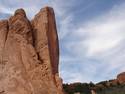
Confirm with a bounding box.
[117,72,125,84]
[0,7,64,94]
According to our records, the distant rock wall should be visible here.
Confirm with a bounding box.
[0,7,64,94]
[117,72,125,84]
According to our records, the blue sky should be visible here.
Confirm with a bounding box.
[1,0,125,83]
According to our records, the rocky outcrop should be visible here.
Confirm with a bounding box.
[0,7,64,94]
[117,72,125,84]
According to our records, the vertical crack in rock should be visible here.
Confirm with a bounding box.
[0,7,64,94]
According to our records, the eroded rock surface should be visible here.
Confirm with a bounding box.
[117,72,125,84]
[0,7,64,94]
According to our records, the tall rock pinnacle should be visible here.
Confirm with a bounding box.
[0,7,64,94]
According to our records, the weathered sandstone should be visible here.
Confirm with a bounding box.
[0,7,64,94]
[117,72,125,84]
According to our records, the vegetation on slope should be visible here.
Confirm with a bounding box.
[63,80,125,94]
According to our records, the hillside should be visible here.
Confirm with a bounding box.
[63,72,125,94]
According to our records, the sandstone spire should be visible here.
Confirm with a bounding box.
[0,7,64,94]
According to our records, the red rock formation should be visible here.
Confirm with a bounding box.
[0,7,64,94]
[117,72,125,84]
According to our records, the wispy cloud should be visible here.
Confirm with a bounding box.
[63,3,125,56]
[58,2,125,83]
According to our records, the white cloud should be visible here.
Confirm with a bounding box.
[59,2,125,83]
[67,3,125,57]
